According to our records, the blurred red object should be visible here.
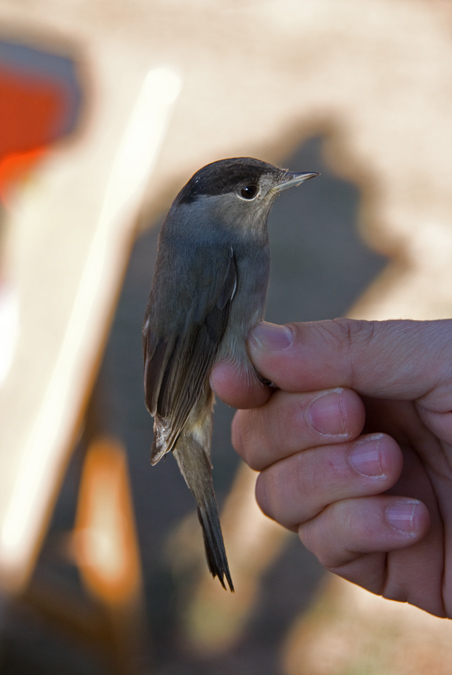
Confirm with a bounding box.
[0,40,82,201]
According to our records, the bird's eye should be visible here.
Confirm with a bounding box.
[239,185,258,200]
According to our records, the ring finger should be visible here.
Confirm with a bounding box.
[255,433,403,530]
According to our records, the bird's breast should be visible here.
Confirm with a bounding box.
[218,243,270,361]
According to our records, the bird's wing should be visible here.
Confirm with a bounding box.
[143,244,237,463]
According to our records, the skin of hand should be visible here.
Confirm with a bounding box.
[210,318,452,618]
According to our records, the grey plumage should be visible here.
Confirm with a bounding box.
[143,157,317,591]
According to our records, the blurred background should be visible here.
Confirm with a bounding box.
[1,1,452,673]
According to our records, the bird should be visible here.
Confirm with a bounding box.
[142,157,318,591]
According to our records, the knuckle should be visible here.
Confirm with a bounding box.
[232,396,297,470]
[256,455,310,530]
[231,411,250,460]
[255,464,294,526]
[299,520,334,566]
[331,318,377,351]
[231,410,265,470]
[329,318,378,385]
[299,501,353,569]
[255,470,277,519]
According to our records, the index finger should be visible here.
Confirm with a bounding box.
[210,359,272,409]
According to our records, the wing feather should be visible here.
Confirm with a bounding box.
[143,244,237,462]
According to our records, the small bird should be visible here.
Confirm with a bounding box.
[143,157,317,591]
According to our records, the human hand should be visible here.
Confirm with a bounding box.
[211,319,452,617]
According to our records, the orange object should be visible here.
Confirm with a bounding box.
[74,438,143,606]
[0,51,80,200]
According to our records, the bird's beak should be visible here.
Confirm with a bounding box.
[273,171,319,193]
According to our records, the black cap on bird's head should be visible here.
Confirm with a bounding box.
[176,157,318,206]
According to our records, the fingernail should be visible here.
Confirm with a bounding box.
[385,501,420,534]
[308,390,347,436]
[249,322,293,352]
[349,435,384,477]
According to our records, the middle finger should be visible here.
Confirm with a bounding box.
[233,387,366,470]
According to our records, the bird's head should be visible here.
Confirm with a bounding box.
[173,157,318,239]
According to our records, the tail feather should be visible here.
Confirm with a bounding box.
[173,436,234,592]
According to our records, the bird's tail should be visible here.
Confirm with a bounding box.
[173,435,234,592]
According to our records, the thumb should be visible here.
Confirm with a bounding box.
[248,319,452,405]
